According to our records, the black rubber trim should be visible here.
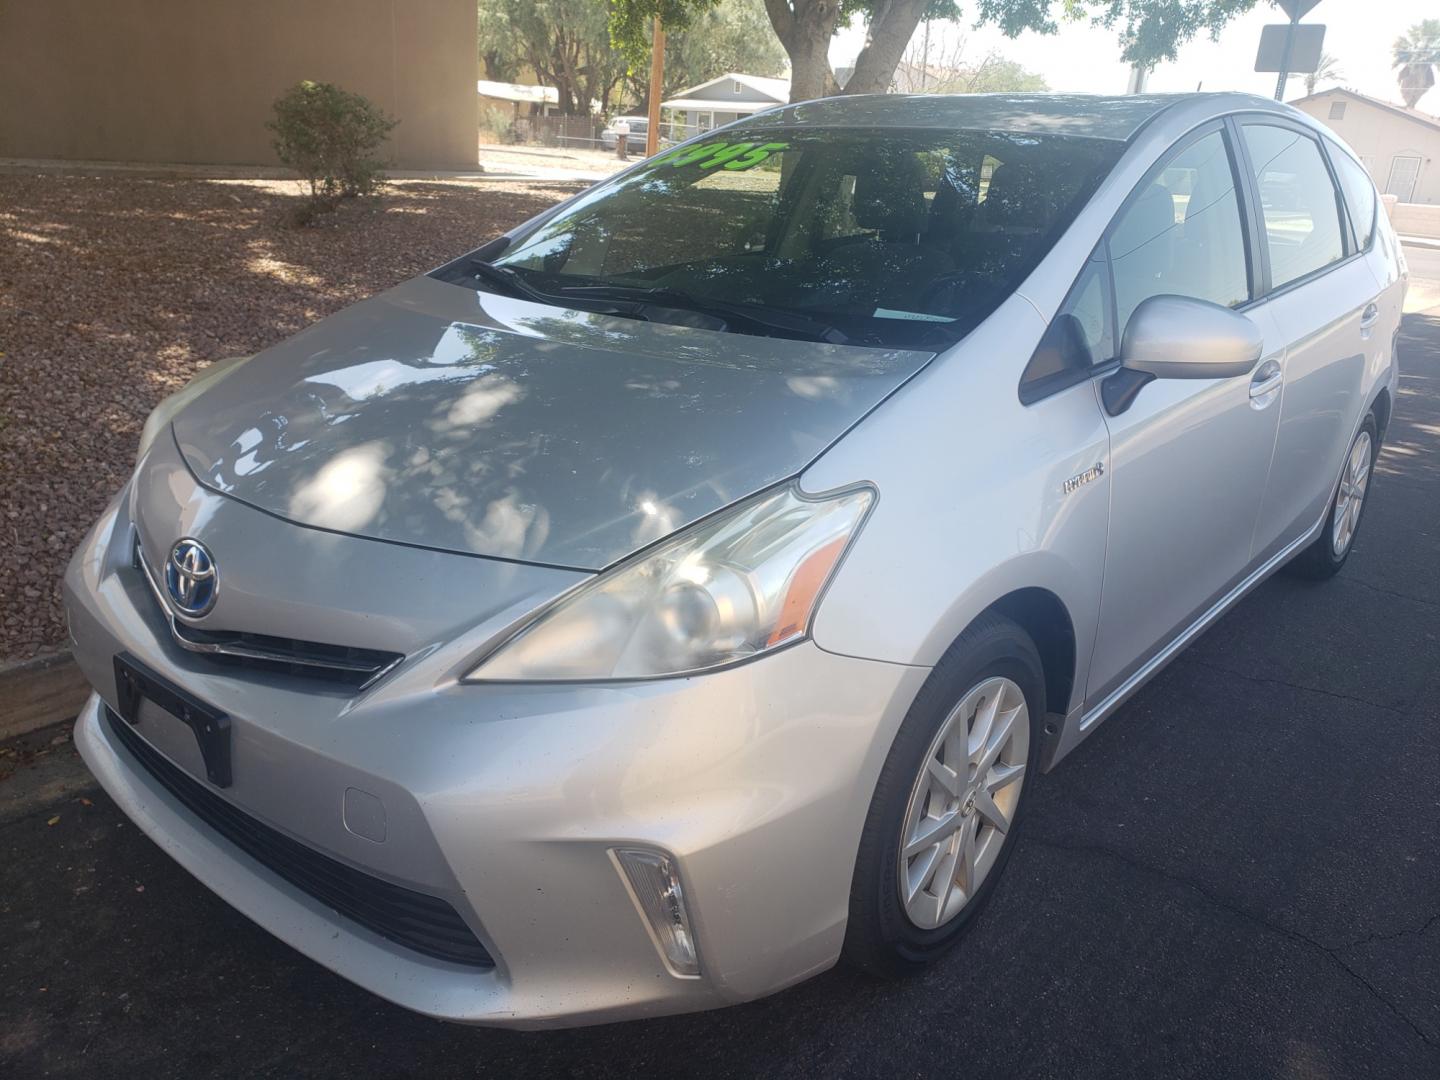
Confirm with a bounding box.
[103,705,494,968]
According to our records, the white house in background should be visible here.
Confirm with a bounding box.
[660,73,789,139]
[1291,88,1440,204]
[477,80,559,120]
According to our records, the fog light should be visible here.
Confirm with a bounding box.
[612,847,701,977]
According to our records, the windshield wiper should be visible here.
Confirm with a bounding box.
[550,284,851,345]
[466,259,571,307]
[466,261,678,327]
[465,265,851,344]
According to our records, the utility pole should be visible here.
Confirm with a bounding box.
[646,18,665,157]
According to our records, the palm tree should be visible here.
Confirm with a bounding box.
[1304,52,1343,96]
[1392,20,1440,109]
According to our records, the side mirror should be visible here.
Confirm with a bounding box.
[1102,295,1264,416]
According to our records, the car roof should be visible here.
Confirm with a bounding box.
[748,92,1291,143]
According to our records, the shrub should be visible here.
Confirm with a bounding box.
[267,81,397,221]
[478,102,514,144]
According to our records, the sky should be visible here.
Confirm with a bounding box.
[830,0,1432,108]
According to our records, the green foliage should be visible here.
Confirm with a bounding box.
[478,1,630,115]
[957,56,1048,93]
[971,0,1261,66]
[609,0,720,68]
[626,0,787,102]
[837,0,961,26]
[478,102,515,142]
[267,81,397,222]
[612,0,1266,98]
[1392,19,1440,109]
[1303,52,1342,97]
[478,1,524,79]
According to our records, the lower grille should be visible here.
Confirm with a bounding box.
[104,706,494,968]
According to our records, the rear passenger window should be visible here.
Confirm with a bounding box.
[1240,124,1345,288]
[1108,129,1250,337]
[1326,140,1378,250]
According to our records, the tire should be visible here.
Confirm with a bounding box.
[842,613,1044,977]
[1287,415,1378,581]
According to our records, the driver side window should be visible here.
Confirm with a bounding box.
[1108,128,1251,339]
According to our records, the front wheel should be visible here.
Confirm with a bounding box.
[1288,416,1378,580]
[842,614,1043,976]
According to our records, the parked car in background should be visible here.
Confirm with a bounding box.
[600,115,649,153]
[66,92,1404,1029]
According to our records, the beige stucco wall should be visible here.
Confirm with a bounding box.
[1293,91,1440,206]
[1390,202,1440,238]
[0,0,476,170]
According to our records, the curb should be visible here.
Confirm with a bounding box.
[0,651,90,741]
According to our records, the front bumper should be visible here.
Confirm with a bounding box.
[65,485,927,1027]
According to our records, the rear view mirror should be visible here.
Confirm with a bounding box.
[1103,295,1263,415]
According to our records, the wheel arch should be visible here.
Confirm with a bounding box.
[1370,385,1392,441]
[985,588,1077,723]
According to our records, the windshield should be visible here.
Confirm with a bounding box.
[475,125,1123,348]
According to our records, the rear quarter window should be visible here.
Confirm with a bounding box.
[1326,139,1378,250]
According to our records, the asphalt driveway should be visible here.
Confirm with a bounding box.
[3,306,1438,1079]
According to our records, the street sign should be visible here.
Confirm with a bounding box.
[1255,23,1325,73]
[1275,0,1321,19]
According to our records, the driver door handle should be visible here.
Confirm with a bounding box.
[1249,358,1283,407]
[1360,301,1380,338]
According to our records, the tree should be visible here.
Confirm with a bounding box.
[1303,52,1342,97]
[895,23,1046,94]
[777,0,953,100]
[477,1,630,115]
[958,56,1047,93]
[1392,19,1440,110]
[612,1,1265,105]
[477,1,523,81]
[623,0,787,106]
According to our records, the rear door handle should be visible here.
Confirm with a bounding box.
[1360,302,1380,332]
[1249,358,1283,407]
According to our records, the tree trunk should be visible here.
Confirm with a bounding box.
[767,0,842,102]
[765,0,928,103]
[788,36,841,100]
[843,0,930,95]
[480,52,508,82]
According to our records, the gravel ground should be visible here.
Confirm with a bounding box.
[0,173,584,660]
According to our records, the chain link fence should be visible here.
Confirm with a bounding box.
[486,113,690,152]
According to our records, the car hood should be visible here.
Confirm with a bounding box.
[172,275,933,570]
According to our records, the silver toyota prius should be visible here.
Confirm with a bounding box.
[65,93,1405,1027]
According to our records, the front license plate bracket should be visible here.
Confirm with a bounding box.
[113,653,232,787]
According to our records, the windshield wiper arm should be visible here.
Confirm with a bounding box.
[551,284,851,345]
[465,259,569,307]
[464,267,849,343]
[465,261,675,327]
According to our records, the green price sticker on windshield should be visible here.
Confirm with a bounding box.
[648,140,789,172]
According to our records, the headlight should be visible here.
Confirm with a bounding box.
[136,355,251,465]
[466,482,874,682]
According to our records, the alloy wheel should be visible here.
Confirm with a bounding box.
[897,675,1029,930]
[1332,430,1373,557]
